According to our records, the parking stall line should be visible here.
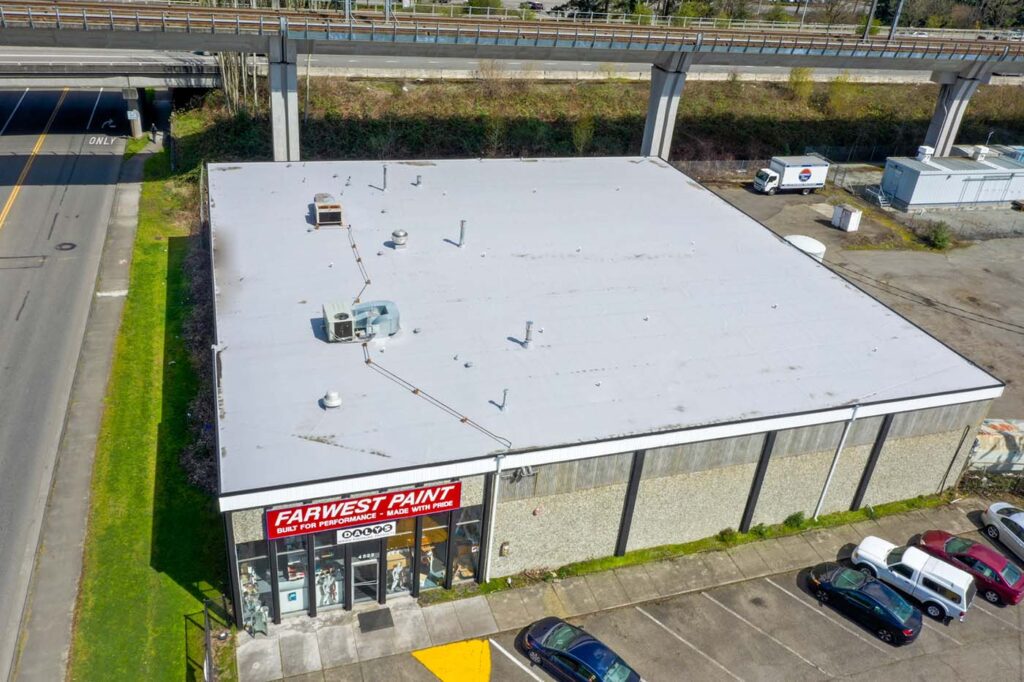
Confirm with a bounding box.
[488,639,544,682]
[921,620,962,646]
[764,578,891,654]
[973,603,1020,629]
[635,606,745,682]
[702,593,830,676]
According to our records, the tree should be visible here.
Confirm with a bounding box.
[715,0,751,19]
[819,0,849,25]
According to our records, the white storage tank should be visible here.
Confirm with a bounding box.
[784,235,826,263]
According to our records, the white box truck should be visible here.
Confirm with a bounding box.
[753,155,830,195]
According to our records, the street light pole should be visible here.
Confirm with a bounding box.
[862,0,878,40]
[888,0,906,40]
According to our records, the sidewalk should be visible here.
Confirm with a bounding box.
[236,496,987,682]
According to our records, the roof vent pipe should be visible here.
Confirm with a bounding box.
[392,229,408,249]
[459,220,466,248]
[322,390,342,408]
[523,321,534,349]
[382,165,388,191]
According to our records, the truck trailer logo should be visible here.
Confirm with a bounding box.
[265,482,461,540]
[798,168,812,182]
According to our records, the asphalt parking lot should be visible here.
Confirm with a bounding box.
[320,522,1024,681]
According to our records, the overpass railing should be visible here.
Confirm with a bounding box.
[0,5,1021,63]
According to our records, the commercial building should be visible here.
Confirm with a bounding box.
[881,145,1024,210]
[208,157,1002,629]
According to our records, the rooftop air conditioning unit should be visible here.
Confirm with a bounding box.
[323,302,355,342]
[314,193,343,228]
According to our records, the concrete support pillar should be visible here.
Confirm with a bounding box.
[268,38,300,162]
[640,54,691,161]
[122,87,143,139]
[924,66,992,157]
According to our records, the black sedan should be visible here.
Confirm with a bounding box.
[522,617,640,682]
[808,562,922,645]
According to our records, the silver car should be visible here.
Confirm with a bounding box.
[982,502,1024,561]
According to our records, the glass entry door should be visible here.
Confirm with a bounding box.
[350,540,380,605]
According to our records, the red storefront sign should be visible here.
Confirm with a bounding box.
[266,482,462,540]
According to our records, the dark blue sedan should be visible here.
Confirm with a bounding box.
[522,617,640,682]
[808,562,923,645]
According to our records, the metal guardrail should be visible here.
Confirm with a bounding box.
[0,4,1021,63]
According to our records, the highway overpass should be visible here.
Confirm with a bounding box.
[0,3,1018,163]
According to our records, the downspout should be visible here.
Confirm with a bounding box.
[482,454,504,583]
[813,405,859,520]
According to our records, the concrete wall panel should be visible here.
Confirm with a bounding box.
[626,462,756,551]
[817,443,874,516]
[490,483,627,577]
[752,449,833,527]
[863,429,967,508]
[233,509,265,544]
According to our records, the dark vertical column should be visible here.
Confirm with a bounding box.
[343,543,354,611]
[740,432,777,533]
[224,513,244,629]
[411,516,424,598]
[269,538,282,624]
[615,450,647,557]
[476,473,495,585]
[307,537,317,618]
[444,511,457,590]
[377,538,387,605]
[851,413,894,511]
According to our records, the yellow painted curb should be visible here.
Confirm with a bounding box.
[412,638,491,681]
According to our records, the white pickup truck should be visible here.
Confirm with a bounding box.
[852,536,976,622]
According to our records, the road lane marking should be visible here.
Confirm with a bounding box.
[636,606,745,681]
[0,89,69,232]
[0,88,28,136]
[488,639,543,681]
[921,619,962,646]
[85,88,104,130]
[974,603,1019,628]
[764,578,891,654]
[702,592,830,675]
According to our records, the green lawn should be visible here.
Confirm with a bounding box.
[69,148,232,681]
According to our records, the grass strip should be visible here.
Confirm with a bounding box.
[69,147,233,681]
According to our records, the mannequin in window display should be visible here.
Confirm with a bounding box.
[317,569,332,606]
[329,565,340,604]
[390,561,405,592]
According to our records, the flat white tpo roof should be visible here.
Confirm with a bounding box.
[208,158,1000,498]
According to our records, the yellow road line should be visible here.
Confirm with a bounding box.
[0,88,69,232]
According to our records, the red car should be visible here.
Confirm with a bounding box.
[918,530,1024,606]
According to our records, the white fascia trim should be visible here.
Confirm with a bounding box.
[218,384,1002,512]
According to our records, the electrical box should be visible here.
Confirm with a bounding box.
[314,193,343,228]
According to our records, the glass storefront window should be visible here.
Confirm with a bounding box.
[386,518,415,596]
[313,532,345,611]
[237,541,273,633]
[419,513,449,591]
[452,506,482,583]
[351,539,380,604]
[276,536,308,615]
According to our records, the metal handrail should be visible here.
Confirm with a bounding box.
[0,4,1020,62]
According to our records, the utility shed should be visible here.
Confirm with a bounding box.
[881,145,1024,210]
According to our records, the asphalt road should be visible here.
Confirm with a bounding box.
[0,88,126,682]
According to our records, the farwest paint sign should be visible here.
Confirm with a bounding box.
[266,482,461,540]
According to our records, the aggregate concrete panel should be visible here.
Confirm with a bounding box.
[613,564,661,603]
[280,630,325,678]
[233,508,266,543]
[491,483,626,577]
[816,443,874,516]
[236,636,284,682]
[626,461,755,552]
[863,430,966,508]
[317,623,359,669]
[752,448,833,527]
[451,596,499,638]
[584,570,630,610]
[420,602,464,646]
[551,577,600,616]
[486,590,532,631]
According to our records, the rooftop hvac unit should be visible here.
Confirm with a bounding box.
[323,302,355,342]
[314,193,343,228]
[322,300,401,342]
